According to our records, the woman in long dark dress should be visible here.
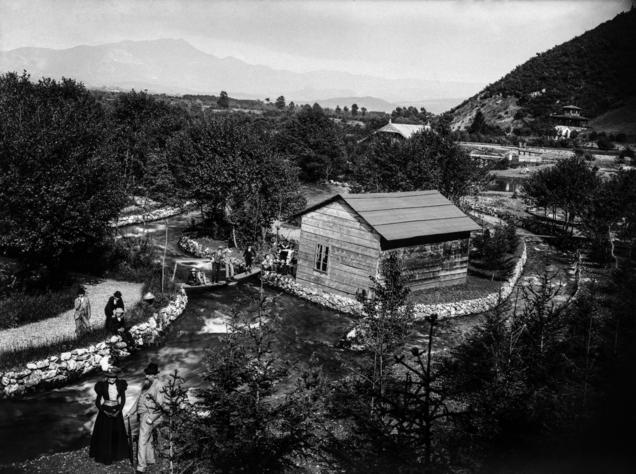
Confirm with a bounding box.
[89,367,130,465]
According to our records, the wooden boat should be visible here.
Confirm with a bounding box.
[172,258,261,295]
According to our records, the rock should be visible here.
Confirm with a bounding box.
[41,370,57,380]
[5,384,24,396]
[49,356,59,363]
[1,376,10,386]
[115,342,128,349]
[36,360,49,369]
[110,336,120,343]
[66,359,77,371]
[26,363,37,370]
[96,342,107,350]
[61,352,72,361]
[25,371,42,388]
[74,348,88,356]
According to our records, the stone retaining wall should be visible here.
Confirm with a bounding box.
[0,291,188,399]
[262,240,527,320]
[114,202,194,228]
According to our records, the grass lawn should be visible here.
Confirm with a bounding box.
[410,274,502,305]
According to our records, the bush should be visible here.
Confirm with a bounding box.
[472,221,518,271]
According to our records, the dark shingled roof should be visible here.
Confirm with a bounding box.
[295,190,480,244]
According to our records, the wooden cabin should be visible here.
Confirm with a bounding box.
[294,191,481,297]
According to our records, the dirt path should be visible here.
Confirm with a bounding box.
[0,279,143,354]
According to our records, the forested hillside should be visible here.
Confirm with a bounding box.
[449,8,636,134]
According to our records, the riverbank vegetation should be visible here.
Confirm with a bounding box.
[103,253,633,474]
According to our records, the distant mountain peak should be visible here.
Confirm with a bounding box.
[0,38,484,105]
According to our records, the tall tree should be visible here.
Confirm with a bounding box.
[275,103,345,182]
[217,90,229,109]
[107,90,188,196]
[275,95,286,109]
[172,288,323,472]
[351,103,359,116]
[352,126,488,203]
[0,72,125,272]
[468,109,487,134]
[167,117,305,244]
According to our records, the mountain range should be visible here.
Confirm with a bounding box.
[0,38,483,113]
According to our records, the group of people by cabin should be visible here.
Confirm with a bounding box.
[261,240,296,276]
[89,362,166,473]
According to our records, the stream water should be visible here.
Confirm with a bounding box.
[0,214,577,466]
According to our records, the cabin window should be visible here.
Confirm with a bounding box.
[314,244,329,272]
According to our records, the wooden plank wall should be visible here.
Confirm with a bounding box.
[383,238,471,291]
[296,200,381,297]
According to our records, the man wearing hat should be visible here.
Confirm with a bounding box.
[104,290,125,330]
[125,363,165,473]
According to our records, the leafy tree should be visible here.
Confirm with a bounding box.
[522,156,597,235]
[335,105,342,115]
[217,90,229,109]
[468,109,487,134]
[275,95,286,109]
[275,103,345,182]
[167,117,305,244]
[358,253,415,400]
[106,89,189,196]
[351,103,359,116]
[0,72,125,273]
[580,170,636,262]
[352,126,488,203]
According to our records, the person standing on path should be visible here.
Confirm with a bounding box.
[125,363,165,473]
[89,367,130,466]
[74,287,91,337]
[104,291,124,330]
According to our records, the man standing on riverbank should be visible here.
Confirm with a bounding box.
[73,287,91,337]
[126,363,164,473]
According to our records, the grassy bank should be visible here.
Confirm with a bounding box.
[0,284,80,329]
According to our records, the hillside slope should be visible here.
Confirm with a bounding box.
[449,8,636,133]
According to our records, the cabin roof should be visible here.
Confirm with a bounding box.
[295,190,480,244]
[375,121,430,139]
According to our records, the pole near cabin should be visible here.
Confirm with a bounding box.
[162,218,168,296]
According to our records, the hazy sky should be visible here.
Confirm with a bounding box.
[0,0,631,83]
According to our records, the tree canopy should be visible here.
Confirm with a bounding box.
[0,72,125,270]
[351,128,489,203]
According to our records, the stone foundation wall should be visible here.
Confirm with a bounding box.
[262,240,527,320]
[0,291,188,399]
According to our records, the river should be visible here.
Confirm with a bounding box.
[0,213,576,466]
